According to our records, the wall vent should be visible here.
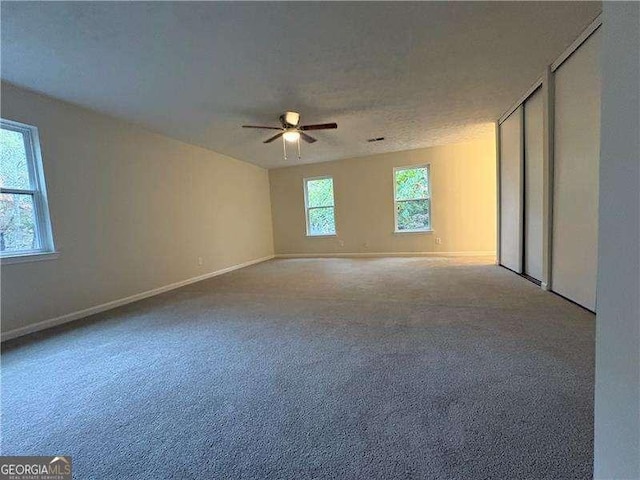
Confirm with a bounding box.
[367,137,385,143]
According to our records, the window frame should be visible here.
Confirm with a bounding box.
[393,164,433,234]
[303,175,337,237]
[1,118,56,260]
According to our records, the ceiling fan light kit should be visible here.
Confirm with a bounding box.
[242,111,337,161]
[283,130,300,142]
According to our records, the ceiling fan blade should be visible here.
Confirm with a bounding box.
[300,132,317,144]
[242,125,283,130]
[300,122,338,131]
[264,132,285,143]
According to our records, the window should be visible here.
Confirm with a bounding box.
[394,165,431,232]
[0,119,55,258]
[304,176,336,236]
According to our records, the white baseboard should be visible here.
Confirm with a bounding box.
[275,251,496,259]
[1,255,274,342]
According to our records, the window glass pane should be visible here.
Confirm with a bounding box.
[306,178,334,207]
[308,207,335,235]
[395,167,428,200]
[397,199,430,231]
[0,193,39,252]
[0,127,31,189]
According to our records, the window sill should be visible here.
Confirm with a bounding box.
[306,234,337,238]
[1,251,60,265]
[393,229,433,234]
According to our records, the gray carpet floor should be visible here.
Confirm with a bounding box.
[1,257,595,479]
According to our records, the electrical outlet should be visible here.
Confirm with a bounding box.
[338,239,345,247]
[197,256,204,266]
[436,237,442,245]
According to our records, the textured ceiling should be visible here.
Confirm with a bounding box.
[1,1,601,169]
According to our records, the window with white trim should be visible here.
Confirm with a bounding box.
[304,176,336,236]
[0,119,55,257]
[394,165,431,232]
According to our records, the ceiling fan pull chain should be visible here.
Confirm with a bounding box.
[297,136,301,160]
[282,136,287,160]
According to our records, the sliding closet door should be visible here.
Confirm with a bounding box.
[523,89,544,281]
[552,30,601,310]
[499,107,523,273]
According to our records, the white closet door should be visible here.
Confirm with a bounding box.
[552,30,601,310]
[499,106,523,273]
[523,89,544,281]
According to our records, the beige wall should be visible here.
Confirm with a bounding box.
[0,83,274,335]
[594,3,639,477]
[269,137,496,255]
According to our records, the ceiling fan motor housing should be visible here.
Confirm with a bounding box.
[281,111,300,127]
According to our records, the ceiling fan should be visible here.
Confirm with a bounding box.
[242,111,337,160]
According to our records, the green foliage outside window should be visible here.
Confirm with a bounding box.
[307,178,334,208]
[0,128,38,252]
[308,207,335,235]
[395,167,430,231]
[306,178,336,235]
